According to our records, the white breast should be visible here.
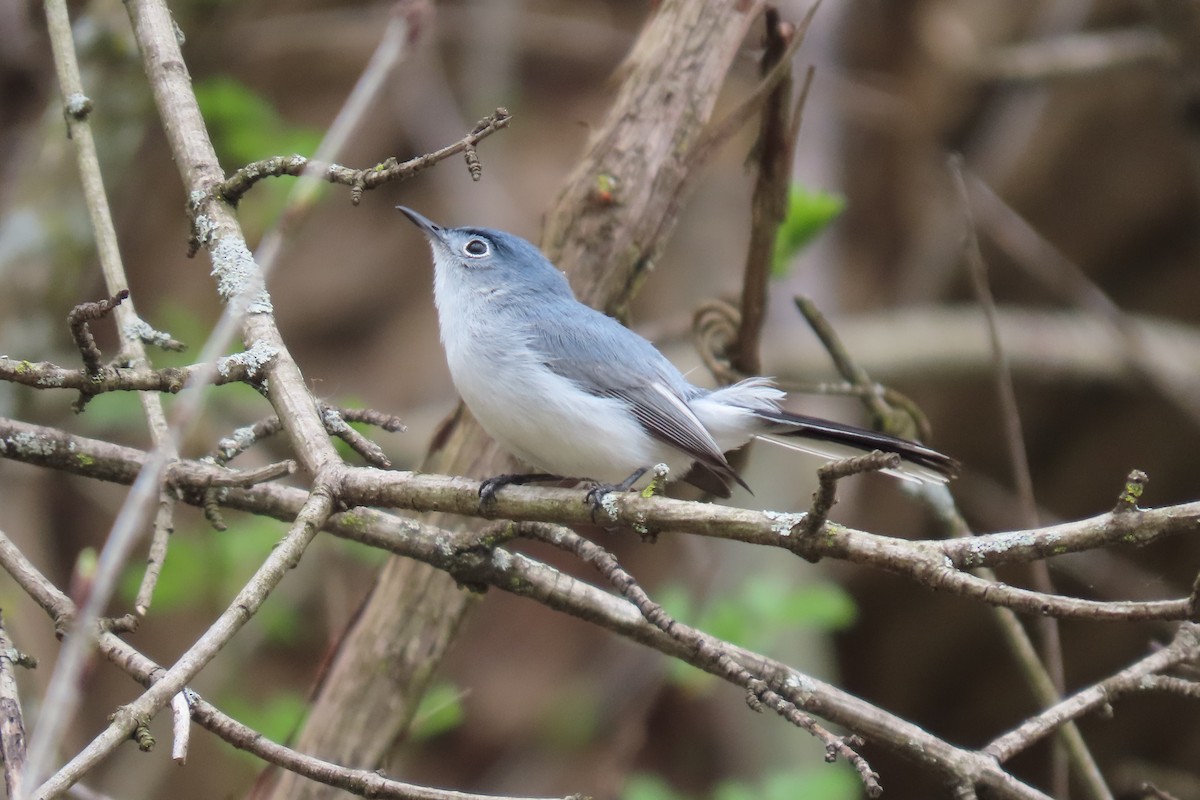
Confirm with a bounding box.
[433,256,680,483]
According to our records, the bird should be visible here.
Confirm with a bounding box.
[399,206,957,501]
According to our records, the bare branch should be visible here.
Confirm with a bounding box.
[0,612,30,799]
[730,9,814,376]
[33,482,337,797]
[0,529,578,800]
[0,355,254,395]
[216,108,512,207]
[985,624,1200,762]
[520,521,883,796]
[4,418,1197,624]
[799,451,901,539]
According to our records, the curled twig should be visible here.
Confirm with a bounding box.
[67,290,130,384]
[692,299,742,385]
[794,295,932,442]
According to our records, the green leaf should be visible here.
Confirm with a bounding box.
[662,575,857,690]
[194,76,320,167]
[194,77,322,233]
[743,576,857,630]
[715,766,861,800]
[772,186,845,276]
[409,682,466,742]
[538,682,602,748]
[762,766,861,800]
[118,534,211,612]
[221,690,307,746]
[75,391,145,434]
[623,773,688,800]
[712,783,757,800]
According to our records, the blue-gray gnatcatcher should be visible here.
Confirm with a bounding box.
[400,207,957,499]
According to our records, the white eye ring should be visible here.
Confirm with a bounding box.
[463,238,489,258]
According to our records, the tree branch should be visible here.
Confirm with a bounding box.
[3,417,1195,625]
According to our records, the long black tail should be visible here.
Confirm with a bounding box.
[753,408,959,484]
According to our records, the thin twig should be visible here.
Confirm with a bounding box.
[33,482,338,798]
[518,522,883,797]
[321,406,391,469]
[66,291,129,378]
[0,529,578,800]
[973,28,1172,83]
[194,406,395,529]
[685,2,820,175]
[1138,783,1183,800]
[951,156,1038,524]
[730,9,809,376]
[925,471,1115,800]
[793,296,932,441]
[170,691,190,764]
[216,109,512,207]
[799,451,901,539]
[964,170,1200,429]
[204,460,296,488]
[950,153,1074,798]
[122,316,187,352]
[46,0,188,646]
[985,624,1200,762]
[0,355,253,395]
[136,494,175,616]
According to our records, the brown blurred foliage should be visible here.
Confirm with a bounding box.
[1,1,1198,798]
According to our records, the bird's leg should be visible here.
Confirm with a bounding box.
[479,472,569,508]
[584,467,648,521]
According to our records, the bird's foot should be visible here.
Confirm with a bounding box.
[478,472,562,511]
[584,467,648,522]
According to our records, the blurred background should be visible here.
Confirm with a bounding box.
[1,0,1199,798]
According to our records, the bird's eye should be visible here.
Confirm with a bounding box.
[463,238,489,258]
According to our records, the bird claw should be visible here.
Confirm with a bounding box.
[477,472,569,515]
[583,467,648,522]
[584,482,622,523]
[478,477,504,510]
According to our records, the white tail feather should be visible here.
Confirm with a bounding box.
[754,434,951,485]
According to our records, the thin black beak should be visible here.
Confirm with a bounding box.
[397,206,446,243]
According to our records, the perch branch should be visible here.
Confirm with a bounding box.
[3,419,1197,624]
